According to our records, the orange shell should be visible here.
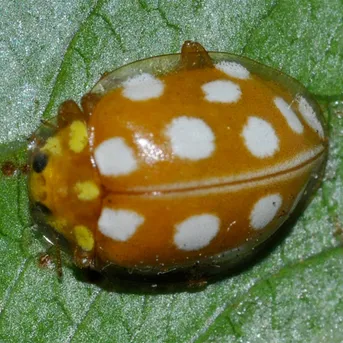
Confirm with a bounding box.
[28,42,327,278]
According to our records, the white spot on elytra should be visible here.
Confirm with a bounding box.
[215,61,250,80]
[165,116,215,160]
[98,208,144,241]
[202,80,241,103]
[297,96,324,138]
[250,194,282,230]
[174,214,220,251]
[242,116,279,158]
[274,97,304,134]
[122,73,164,101]
[94,137,137,176]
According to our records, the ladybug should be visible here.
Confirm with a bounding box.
[28,41,327,279]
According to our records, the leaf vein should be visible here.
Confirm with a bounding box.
[241,0,279,54]
[93,11,126,52]
[129,295,149,343]
[74,47,92,87]
[164,294,176,342]
[0,258,29,317]
[306,20,343,87]
[66,288,102,343]
[42,0,106,119]
[188,302,228,343]
[157,0,182,33]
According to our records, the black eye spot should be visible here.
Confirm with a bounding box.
[35,202,52,215]
[32,152,48,173]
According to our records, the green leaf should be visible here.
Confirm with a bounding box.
[0,1,342,342]
[196,248,343,343]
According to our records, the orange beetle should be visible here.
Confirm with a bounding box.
[28,42,327,279]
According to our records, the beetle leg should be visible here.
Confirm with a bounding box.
[73,245,96,269]
[57,99,87,127]
[179,40,213,70]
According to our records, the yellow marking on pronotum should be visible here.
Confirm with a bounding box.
[74,225,94,251]
[42,136,62,155]
[69,120,88,153]
[74,180,100,201]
